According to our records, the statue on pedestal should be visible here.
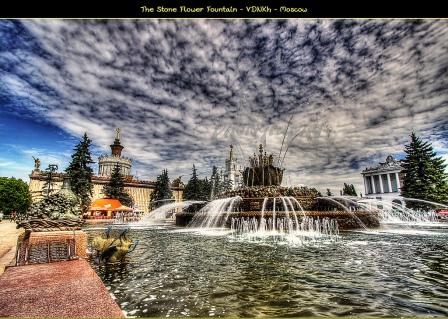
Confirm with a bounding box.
[32,156,41,171]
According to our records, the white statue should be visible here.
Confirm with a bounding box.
[115,128,121,140]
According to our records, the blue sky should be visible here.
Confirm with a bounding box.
[0,20,447,194]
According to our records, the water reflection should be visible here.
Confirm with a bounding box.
[87,224,448,317]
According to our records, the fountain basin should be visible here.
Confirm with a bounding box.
[176,210,379,229]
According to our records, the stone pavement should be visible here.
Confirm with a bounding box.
[0,259,124,317]
[0,220,23,275]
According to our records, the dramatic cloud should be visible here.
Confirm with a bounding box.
[1,20,447,192]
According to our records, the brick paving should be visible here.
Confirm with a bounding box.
[0,259,124,317]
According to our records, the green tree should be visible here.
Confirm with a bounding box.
[149,169,173,209]
[65,133,94,213]
[326,188,333,196]
[183,164,201,200]
[0,177,32,217]
[41,164,59,197]
[342,183,357,196]
[401,132,448,210]
[103,164,134,207]
[210,166,222,198]
[199,177,212,201]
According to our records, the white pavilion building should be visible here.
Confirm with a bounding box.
[361,155,404,207]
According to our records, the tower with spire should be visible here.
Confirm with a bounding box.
[98,128,132,177]
[224,145,243,189]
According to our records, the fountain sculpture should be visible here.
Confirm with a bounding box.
[175,145,380,232]
[243,144,284,186]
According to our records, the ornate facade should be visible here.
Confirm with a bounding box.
[29,129,183,213]
[361,155,404,207]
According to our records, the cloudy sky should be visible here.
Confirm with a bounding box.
[1,19,447,194]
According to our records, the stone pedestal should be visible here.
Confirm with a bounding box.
[16,230,88,266]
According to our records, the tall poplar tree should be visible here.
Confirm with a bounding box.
[401,133,448,210]
[65,133,94,213]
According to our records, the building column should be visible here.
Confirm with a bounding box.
[387,173,392,193]
[378,174,384,193]
[371,175,376,194]
[395,172,400,191]
[363,176,368,195]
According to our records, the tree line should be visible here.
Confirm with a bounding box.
[149,164,233,208]
[0,132,447,217]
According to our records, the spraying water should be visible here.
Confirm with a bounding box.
[188,195,340,243]
[140,201,205,224]
[188,197,242,228]
[317,197,368,230]
[354,197,438,223]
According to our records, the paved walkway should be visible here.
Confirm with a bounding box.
[0,259,124,317]
[0,221,23,275]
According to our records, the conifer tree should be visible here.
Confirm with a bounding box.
[401,132,448,210]
[65,133,94,213]
[342,183,357,196]
[149,169,173,209]
[210,166,222,198]
[199,177,212,201]
[103,164,134,207]
[183,165,200,200]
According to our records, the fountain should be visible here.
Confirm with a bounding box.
[85,146,448,318]
[176,145,379,232]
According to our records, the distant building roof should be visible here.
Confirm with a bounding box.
[90,198,133,212]
[362,155,402,174]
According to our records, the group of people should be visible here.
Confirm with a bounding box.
[114,211,142,223]
[0,211,17,222]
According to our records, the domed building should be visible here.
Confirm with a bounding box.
[98,128,132,177]
[28,128,184,213]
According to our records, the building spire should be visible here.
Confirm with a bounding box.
[110,128,124,157]
[115,128,121,142]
